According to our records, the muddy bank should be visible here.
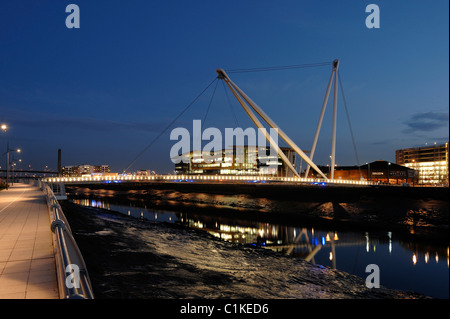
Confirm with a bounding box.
[66,184,449,243]
[66,182,449,201]
[60,200,429,299]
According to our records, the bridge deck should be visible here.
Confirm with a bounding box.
[0,183,58,299]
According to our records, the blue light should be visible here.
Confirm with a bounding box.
[322,236,326,246]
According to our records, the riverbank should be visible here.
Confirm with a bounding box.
[66,183,449,244]
[60,200,430,299]
[65,181,449,201]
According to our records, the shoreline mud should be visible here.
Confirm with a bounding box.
[59,183,447,299]
[65,183,449,244]
[60,200,431,299]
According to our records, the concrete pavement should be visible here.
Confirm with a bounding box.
[0,183,58,299]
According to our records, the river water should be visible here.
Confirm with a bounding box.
[71,196,448,299]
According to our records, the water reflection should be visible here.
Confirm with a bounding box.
[179,212,449,268]
[74,198,176,223]
[180,212,339,265]
[72,198,449,298]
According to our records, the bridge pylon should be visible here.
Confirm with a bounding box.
[217,67,329,180]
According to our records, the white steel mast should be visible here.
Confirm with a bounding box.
[305,59,340,179]
[217,68,328,180]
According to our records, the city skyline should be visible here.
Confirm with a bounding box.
[1,1,448,174]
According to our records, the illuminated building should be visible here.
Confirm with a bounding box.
[174,146,298,177]
[396,142,449,185]
[94,165,111,175]
[62,164,111,177]
[310,160,419,185]
[136,170,153,176]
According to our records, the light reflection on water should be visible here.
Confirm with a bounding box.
[72,198,449,298]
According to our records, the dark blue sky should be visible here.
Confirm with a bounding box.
[1,0,448,174]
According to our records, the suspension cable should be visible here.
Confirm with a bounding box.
[338,71,362,177]
[226,62,332,74]
[202,79,219,126]
[221,80,240,127]
[122,77,218,173]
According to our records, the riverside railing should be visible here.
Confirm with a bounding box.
[42,174,377,186]
[38,180,94,299]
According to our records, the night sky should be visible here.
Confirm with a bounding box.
[1,1,448,174]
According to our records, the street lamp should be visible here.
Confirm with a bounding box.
[387,162,391,185]
[1,124,7,185]
[366,162,371,182]
[10,156,22,186]
[5,143,22,188]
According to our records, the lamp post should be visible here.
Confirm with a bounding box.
[387,162,391,185]
[329,155,332,179]
[1,124,7,184]
[10,157,22,186]
[5,143,21,188]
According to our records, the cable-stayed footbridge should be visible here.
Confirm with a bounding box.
[45,60,371,187]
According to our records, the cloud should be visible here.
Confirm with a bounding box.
[370,141,389,145]
[403,112,449,133]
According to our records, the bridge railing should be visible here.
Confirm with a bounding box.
[42,174,377,186]
[38,180,94,299]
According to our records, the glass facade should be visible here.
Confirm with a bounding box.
[61,164,111,177]
[174,146,296,177]
[396,142,449,185]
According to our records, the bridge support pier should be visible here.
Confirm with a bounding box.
[49,183,67,200]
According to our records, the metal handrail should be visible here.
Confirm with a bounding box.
[40,181,94,299]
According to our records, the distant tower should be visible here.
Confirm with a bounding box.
[58,149,62,177]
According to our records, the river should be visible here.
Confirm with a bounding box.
[61,189,448,299]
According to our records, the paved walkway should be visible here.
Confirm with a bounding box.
[0,183,59,299]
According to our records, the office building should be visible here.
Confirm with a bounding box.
[310,160,419,185]
[396,142,448,185]
[62,164,111,177]
[174,146,298,177]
